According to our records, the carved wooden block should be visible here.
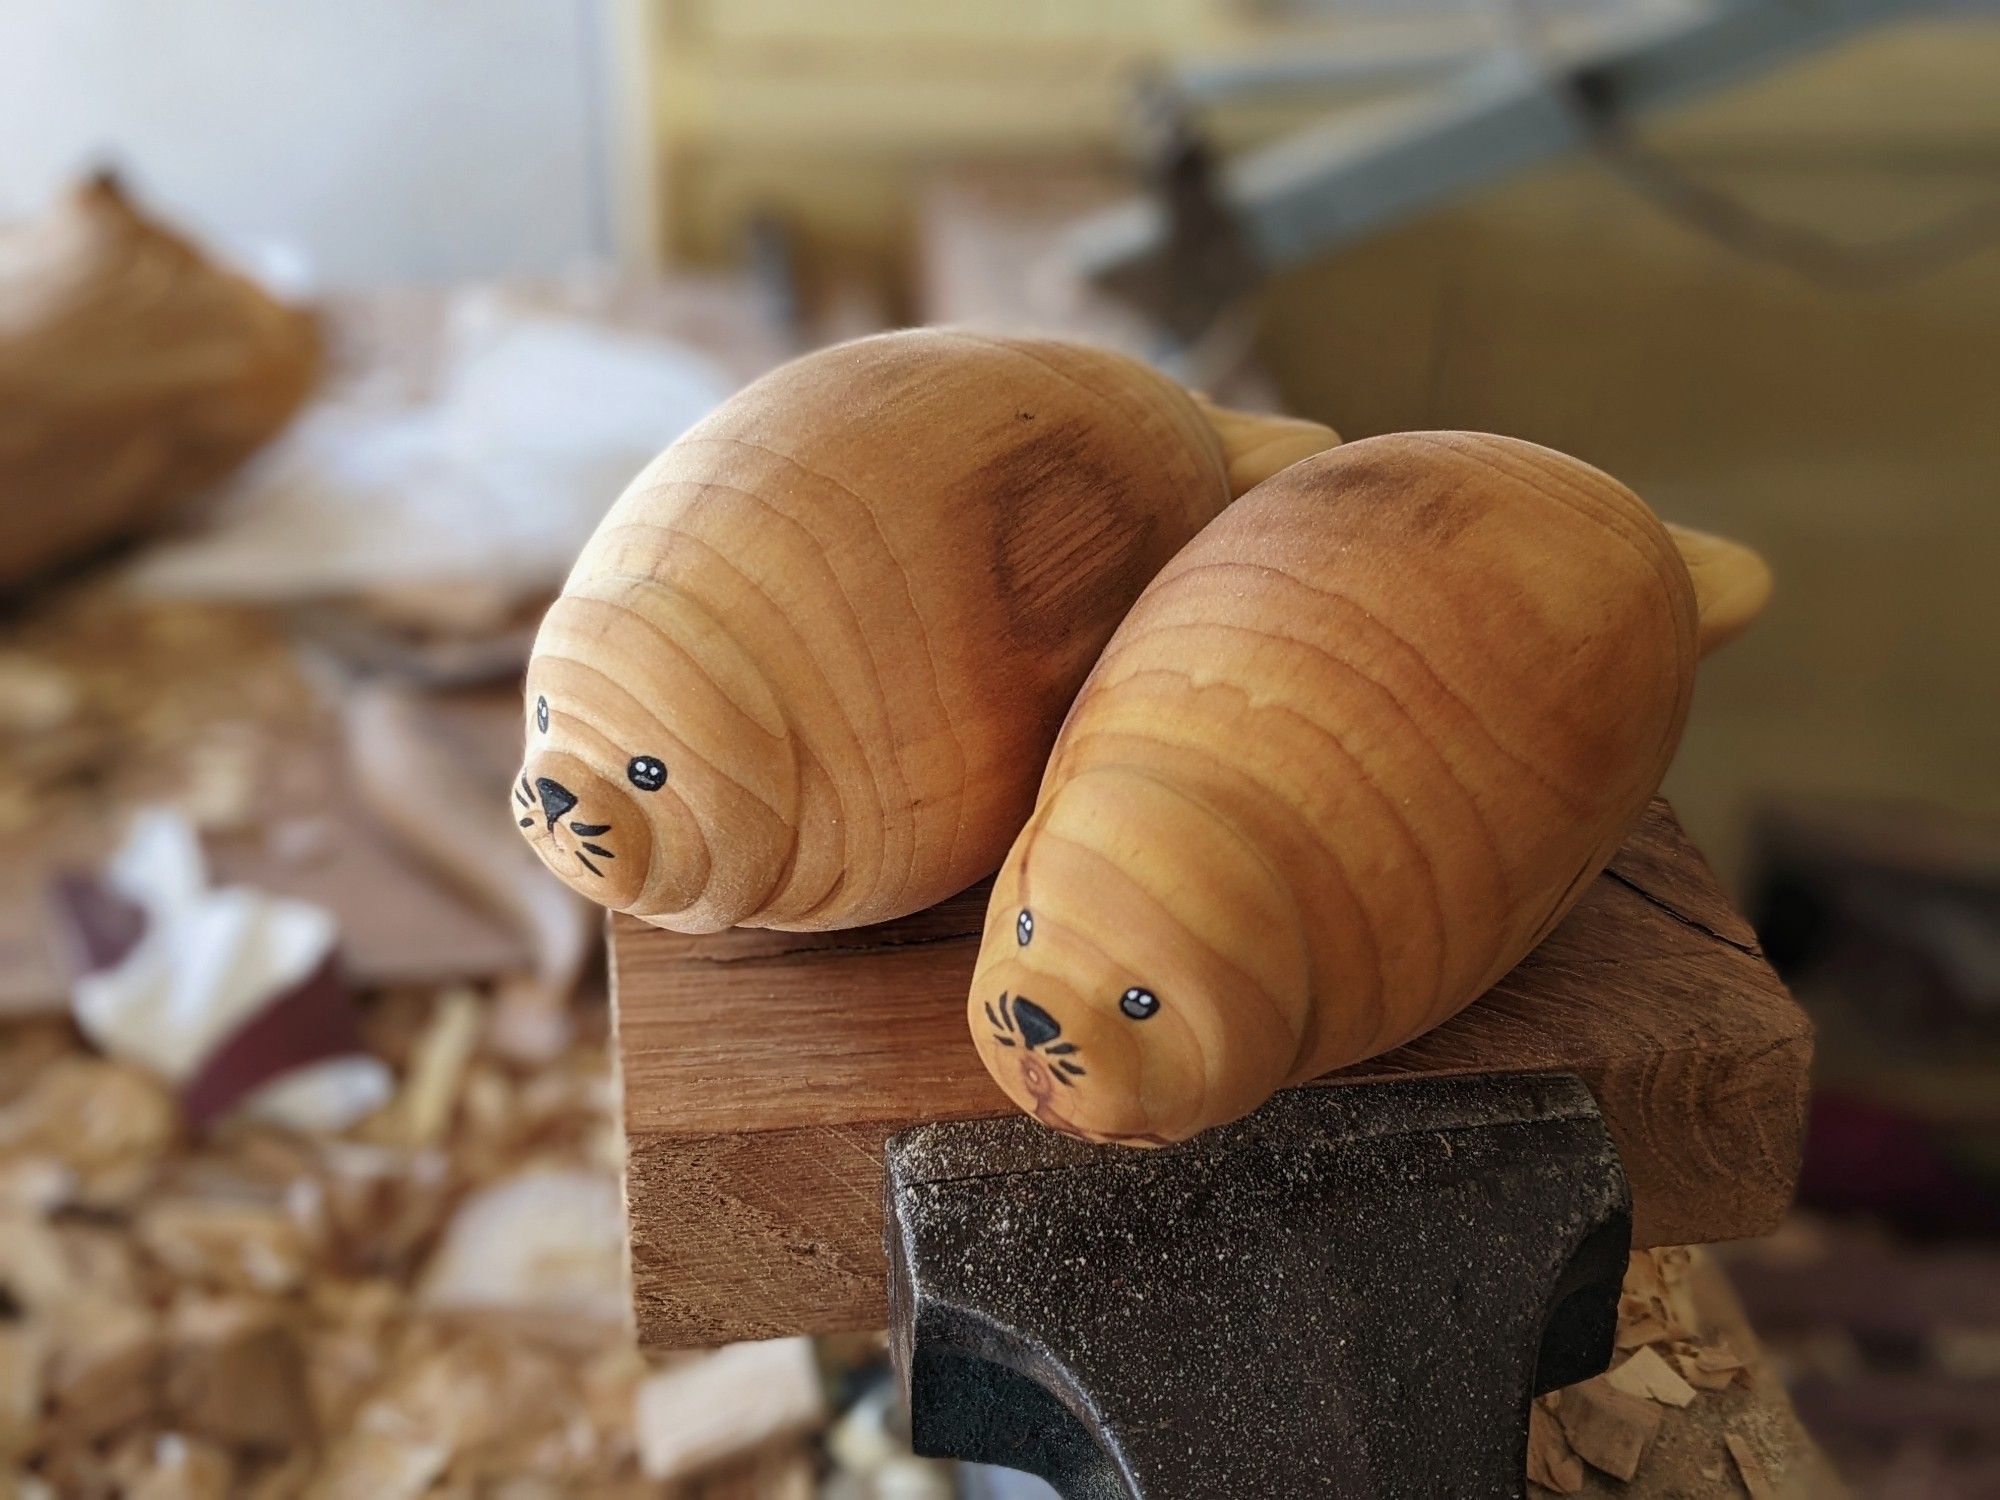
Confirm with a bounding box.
[513,329,1335,935]
[967,432,1774,1145]
[614,801,1810,1348]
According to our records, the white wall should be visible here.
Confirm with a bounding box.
[0,0,616,285]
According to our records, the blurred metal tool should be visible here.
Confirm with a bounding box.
[744,209,809,353]
[1103,75,1264,364]
[1072,0,1938,293]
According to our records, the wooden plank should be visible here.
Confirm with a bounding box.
[614,800,1811,1347]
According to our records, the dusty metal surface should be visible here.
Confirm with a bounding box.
[887,1073,1631,1498]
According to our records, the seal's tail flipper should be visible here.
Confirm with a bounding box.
[1193,394,1340,497]
[1667,523,1772,658]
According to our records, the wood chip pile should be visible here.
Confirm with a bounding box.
[1529,1246,1830,1498]
[0,976,955,1499]
[0,597,934,1498]
[0,600,315,847]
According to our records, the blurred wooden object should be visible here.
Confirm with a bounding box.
[0,175,319,591]
[613,800,1812,1346]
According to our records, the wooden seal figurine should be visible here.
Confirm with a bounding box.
[967,431,1772,1144]
[514,329,1336,932]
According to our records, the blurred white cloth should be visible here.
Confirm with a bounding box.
[73,810,391,1131]
[418,1166,627,1326]
[123,311,732,602]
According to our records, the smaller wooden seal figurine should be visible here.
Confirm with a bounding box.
[514,329,1335,933]
[968,431,1772,1145]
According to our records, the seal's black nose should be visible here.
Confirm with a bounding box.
[1012,996,1062,1048]
[535,777,578,827]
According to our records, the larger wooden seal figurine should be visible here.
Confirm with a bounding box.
[968,431,1771,1144]
[514,329,1334,932]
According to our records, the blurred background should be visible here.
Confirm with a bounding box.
[0,2,1994,1496]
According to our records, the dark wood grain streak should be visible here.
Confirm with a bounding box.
[614,800,1811,1348]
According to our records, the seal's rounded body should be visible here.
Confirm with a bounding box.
[515,329,1334,933]
[968,431,1770,1144]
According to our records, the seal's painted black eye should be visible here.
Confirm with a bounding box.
[1016,910,1034,946]
[535,696,549,733]
[1120,987,1159,1021]
[627,756,667,792]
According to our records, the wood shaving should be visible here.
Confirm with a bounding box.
[1527,1247,1822,1497]
[386,987,481,1148]
[45,1296,163,1443]
[1617,1245,1700,1348]
[1726,1431,1779,1499]
[0,599,314,843]
[0,654,81,737]
[1606,1346,1700,1408]
[417,1167,626,1331]
[123,1433,236,1500]
[138,1198,314,1296]
[342,685,591,999]
[0,1324,50,1461]
[1528,1395,1585,1494]
[485,976,575,1067]
[0,1057,178,1209]
[163,1300,317,1451]
[1614,1313,1670,1349]
[1676,1341,1749,1391]
[635,1337,827,1483]
[1554,1376,1663,1480]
